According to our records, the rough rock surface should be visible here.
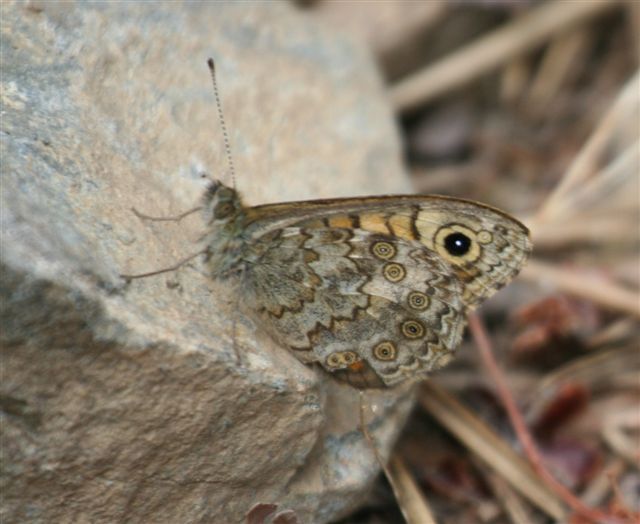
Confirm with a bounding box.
[1,3,414,523]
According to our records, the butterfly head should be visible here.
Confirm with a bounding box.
[201,180,249,279]
[202,180,245,228]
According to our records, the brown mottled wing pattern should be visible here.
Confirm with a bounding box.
[239,197,531,388]
[242,226,464,388]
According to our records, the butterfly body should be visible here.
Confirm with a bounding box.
[202,180,531,389]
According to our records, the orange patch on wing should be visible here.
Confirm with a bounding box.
[360,213,390,234]
[348,361,365,372]
[328,215,353,228]
[388,213,416,241]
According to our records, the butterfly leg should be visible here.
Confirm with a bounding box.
[120,249,206,280]
[130,205,202,223]
[230,308,243,366]
[129,170,213,223]
[358,391,413,523]
[358,391,385,469]
[230,266,248,366]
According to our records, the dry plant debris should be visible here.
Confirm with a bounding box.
[306,1,640,523]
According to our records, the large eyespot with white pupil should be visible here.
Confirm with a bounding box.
[214,202,235,219]
[435,224,481,264]
[371,241,396,260]
[373,341,397,361]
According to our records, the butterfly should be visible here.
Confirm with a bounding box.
[122,59,531,390]
[198,180,532,389]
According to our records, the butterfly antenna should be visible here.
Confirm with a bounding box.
[207,57,236,189]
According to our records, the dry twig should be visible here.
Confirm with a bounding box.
[520,260,640,319]
[534,72,639,224]
[469,313,630,524]
[419,381,566,520]
[391,0,622,112]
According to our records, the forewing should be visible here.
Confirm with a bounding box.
[245,195,531,308]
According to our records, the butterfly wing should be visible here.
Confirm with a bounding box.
[243,226,465,387]
[240,197,530,388]
[245,195,531,307]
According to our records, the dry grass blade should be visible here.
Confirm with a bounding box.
[418,380,566,520]
[580,458,627,508]
[624,0,640,67]
[529,216,640,248]
[390,0,621,112]
[359,393,437,524]
[602,408,640,466]
[483,470,537,524]
[523,72,639,318]
[387,454,438,524]
[525,27,592,116]
[587,318,638,348]
[500,56,532,105]
[531,137,639,245]
[528,70,639,248]
[535,71,640,224]
[520,260,640,318]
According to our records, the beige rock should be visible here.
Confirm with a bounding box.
[1,2,413,523]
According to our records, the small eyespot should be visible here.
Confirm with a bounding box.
[373,341,397,361]
[327,353,341,368]
[401,319,425,339]
[214,202,235,219]
[407,291,430,311]
[326,351,358,368]
[383,262,406,282]
[343,352,356,364]
[477,230,493,244]
[371,241,396,260]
